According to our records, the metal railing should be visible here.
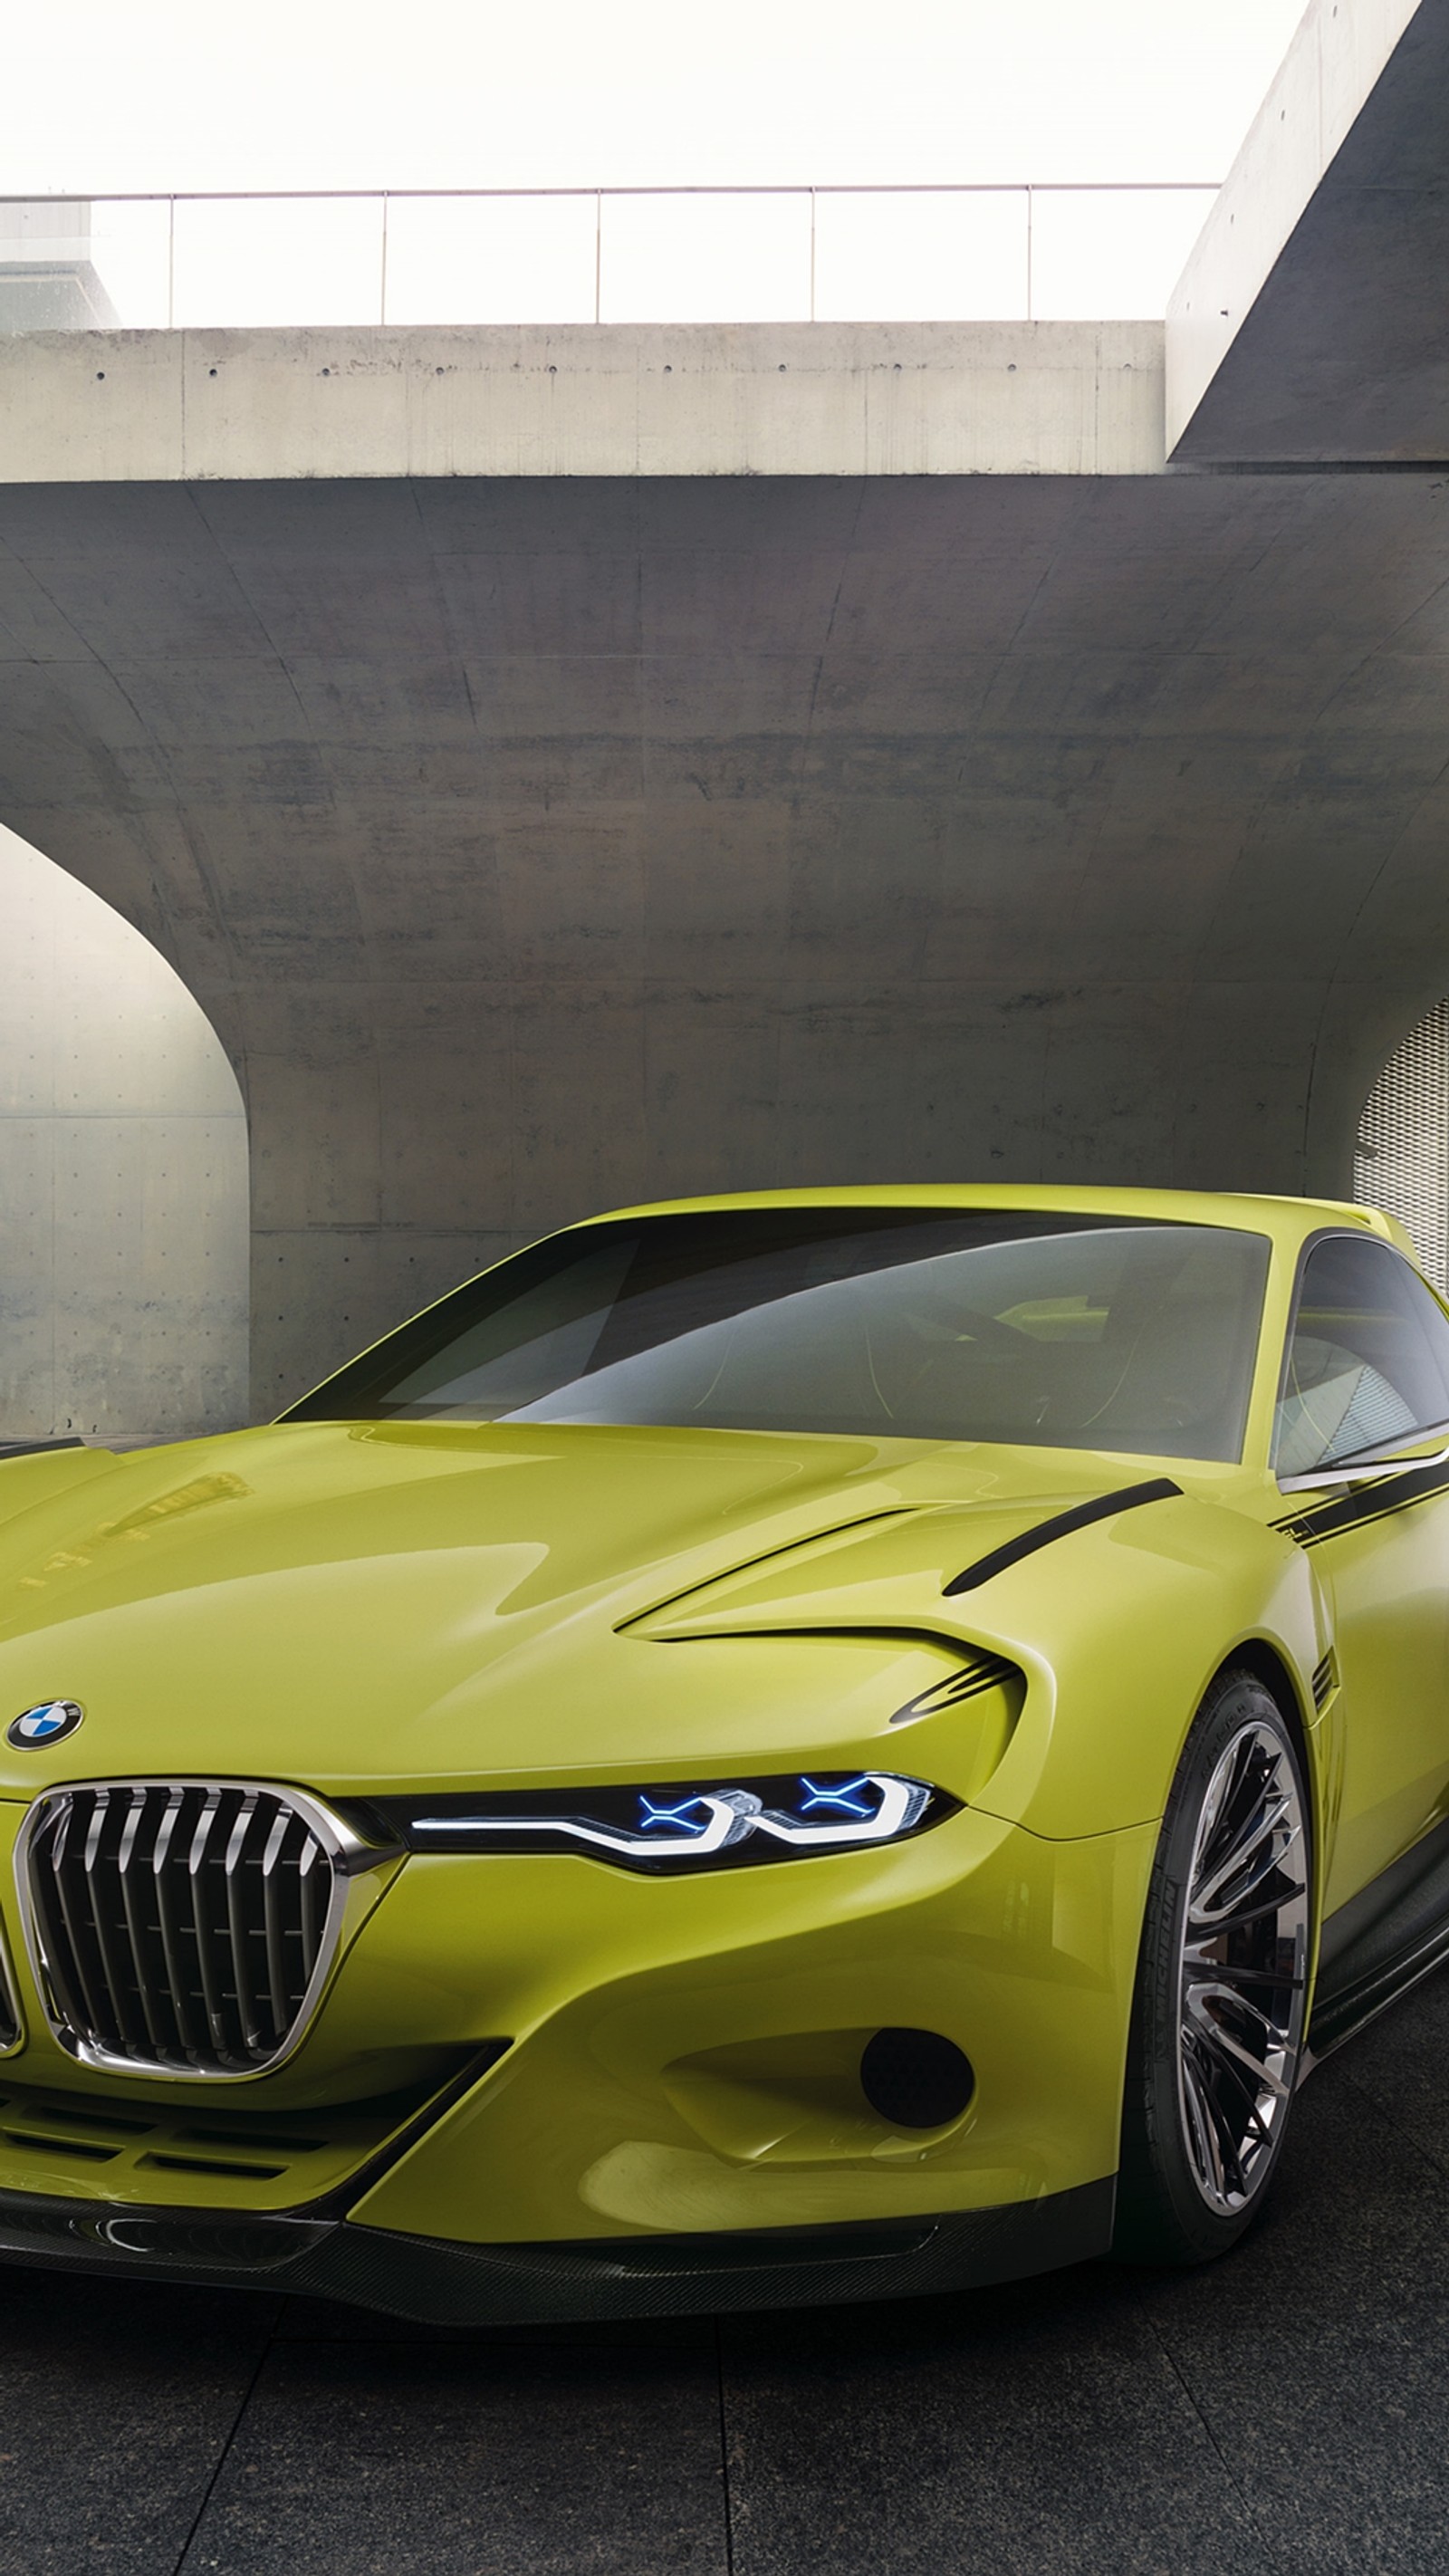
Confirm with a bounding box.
[0,185,1220,335]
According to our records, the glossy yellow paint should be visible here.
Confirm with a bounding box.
[0,1180,1431,2250]
[347,1812,1160,2242]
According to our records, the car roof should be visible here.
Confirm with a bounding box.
[576,1182,1411,1258]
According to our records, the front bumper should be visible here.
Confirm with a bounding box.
[0,2175,1117,2321]
[341,1808,1156,2250]
[0,1796,1156,2275]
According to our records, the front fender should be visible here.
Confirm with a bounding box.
[963,1496,1326,1838]
[630,1485,1326,1843]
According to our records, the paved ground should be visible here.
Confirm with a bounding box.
[4,1972,1449,2576]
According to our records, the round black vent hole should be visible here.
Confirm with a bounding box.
[859,2027,974,2130]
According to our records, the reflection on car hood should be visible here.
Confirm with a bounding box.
[0,1420,1176,1790]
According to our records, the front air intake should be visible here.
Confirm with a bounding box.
[15,1781,374,2081]
[859,2028,975,2129]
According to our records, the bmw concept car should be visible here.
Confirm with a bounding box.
[0,1183,1444,2320]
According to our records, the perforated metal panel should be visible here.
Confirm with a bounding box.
[1354,1000,1449,1292]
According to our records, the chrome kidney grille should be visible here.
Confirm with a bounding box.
[16,1782,360,2080]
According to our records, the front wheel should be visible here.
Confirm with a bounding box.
[1113,1669,1310,2265]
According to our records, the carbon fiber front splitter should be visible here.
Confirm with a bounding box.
[0,2177,1115,2321]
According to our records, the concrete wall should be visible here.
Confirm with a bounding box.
[2,470,1446,1414]
[0,823,248,1440]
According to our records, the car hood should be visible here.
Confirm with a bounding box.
[0,1419,1190,1793]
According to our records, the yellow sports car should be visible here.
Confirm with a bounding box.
[0,1183,1444,2321]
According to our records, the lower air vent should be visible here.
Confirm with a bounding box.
[0,2056,502,2209]
[16,1780,379,2081]
[0,1937,20,2054]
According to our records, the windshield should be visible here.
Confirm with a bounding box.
[287,1207,1271,1461]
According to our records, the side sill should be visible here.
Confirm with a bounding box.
[1308,1816,1449,2058]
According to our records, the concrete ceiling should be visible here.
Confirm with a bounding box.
[3,466,1448,1408]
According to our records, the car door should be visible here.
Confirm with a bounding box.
[1274,1231,1449,1915]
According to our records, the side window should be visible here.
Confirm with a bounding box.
[1275,1236,1449,1475]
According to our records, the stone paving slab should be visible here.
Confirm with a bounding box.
[0,2274,279,2576]
[176,2338,727,2576]
[721,2267,1267,2576]
[1137,2072,1449,2576]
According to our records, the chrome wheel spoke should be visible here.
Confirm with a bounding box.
[1184,2022,1277,2162]
[1182,2043,1253,2199]
[1194,1896,1307,1947]
[1193,1791,1293,1915]
[1182,1955,1305,1995]
[1181,2055,1233,2202]
[1186,1880,1304,1942]
[1192,1816,1303,1927]
[1174,1717,1309,2219]
[1185,1987,1292,2098]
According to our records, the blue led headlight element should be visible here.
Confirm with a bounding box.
[411,1772,927,1859]
[380,1770,951,1872]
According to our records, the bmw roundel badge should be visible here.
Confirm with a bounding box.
[7,1700,84,1750]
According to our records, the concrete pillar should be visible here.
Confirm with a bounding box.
[0,823,249,1440]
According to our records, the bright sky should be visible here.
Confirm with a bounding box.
[8,0,1307,196]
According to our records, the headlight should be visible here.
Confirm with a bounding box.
[360,1771,955,1873]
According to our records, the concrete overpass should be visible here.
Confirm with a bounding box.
[2,0,1447,1417]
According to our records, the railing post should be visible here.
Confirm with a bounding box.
[810,187,816,322]
[1025,185,1032,322]
[594,189,602,324]
[379,193,389,324]
[167,196,175,331]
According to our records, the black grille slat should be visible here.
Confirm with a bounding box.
[85,1792,149,2058]
[48,1794,115,2044]
[23,1782,341,2078]
[150,1790,198,2061]
[29,1814,88,2039]
[187,1790,234,2062]
[261,1804,293,2038]
[225,1795,269,2058]
[115,1791,168,2060]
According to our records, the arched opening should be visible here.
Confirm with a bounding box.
[1354,999,1449,1293]
[0,824,249,1443]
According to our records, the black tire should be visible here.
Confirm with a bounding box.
[1113,1668,1311,2266]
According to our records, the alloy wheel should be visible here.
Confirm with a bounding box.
[1176,1718,1309,2216]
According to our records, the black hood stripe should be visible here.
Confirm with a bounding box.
[943,1477,1183,1597]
